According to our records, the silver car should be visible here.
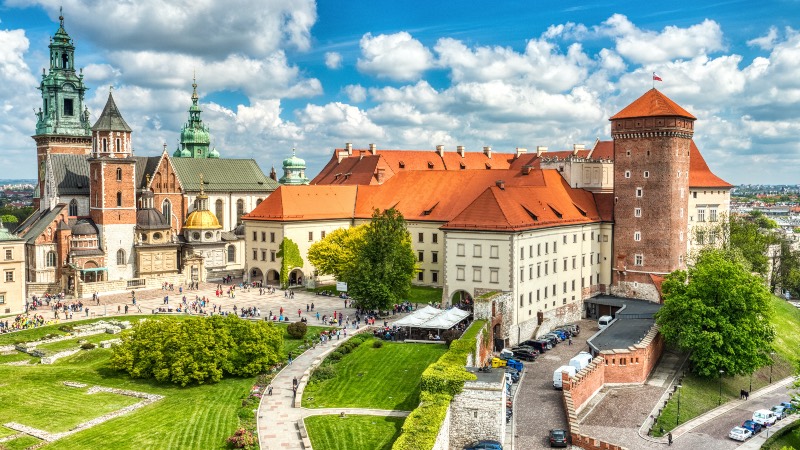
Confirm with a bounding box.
[729,426,752,442]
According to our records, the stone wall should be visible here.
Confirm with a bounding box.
[431,406,451,450]
[601,326,663,384]
[77,273,185,298]
[448,378,506,450]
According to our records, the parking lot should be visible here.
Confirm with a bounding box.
[513,318,596,450]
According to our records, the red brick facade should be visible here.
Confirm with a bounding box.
[33,135,91,207]
[89,158,137,226]
[150,156,187,233]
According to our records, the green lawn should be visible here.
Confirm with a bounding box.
[302,339,446,410]
[654,296,800,436]
[0,426,17,438]
[764,419,800,450]
[34,333,122,354]
[0,315,156,346]
[405,286,443,305]
[3,435,42,450]
[305,415,404,450]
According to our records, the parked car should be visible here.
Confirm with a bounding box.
[780,401,796,414]
[542,333,562,343]
[504,367,520,382]
[499,348,514,360]
[741,420,763,435]
[752,409,778,426]
[728,426,753,442]
[562,323,581,336]
[598,315,613,330]
[548,429,569,447]
[568,352,593,372]
[512,348,538,362]
[464,439,503,449]
[771,405,788,420]
[553,365,577,389]
[550,329,568,340]
[519,339,552,352]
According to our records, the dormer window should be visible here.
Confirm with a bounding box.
[427,161,434,169]
[399,161,405,169]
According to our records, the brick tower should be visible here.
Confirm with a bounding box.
[88,91,136,281]
[32,12,92,207]
[610,89,696,301]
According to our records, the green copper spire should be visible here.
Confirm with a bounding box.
[177,76,212,158]
[279,148,310,185]
[35,10,91,137]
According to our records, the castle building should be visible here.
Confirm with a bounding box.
[13,17,277,297]
[243,89,731,344]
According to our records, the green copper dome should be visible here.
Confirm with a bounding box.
[279,148,310,185]
[178,78,213,158]
[208,147,220,159]
[282,148,306,168]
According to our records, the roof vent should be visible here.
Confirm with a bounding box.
[369,143,377,155]
[457,145,465,157]
[345,142,353,156]
[536,146,548,157]
[399,161,405,169]
[428,161,434,169]
[436,145,444,157]
[496,180,505,190]
[515,147,527,158]
[483,146,492,158]
[521,165,532,175]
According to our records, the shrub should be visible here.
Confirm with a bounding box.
[59,325,74,333]
[392,392,451,450]
[441,329,459,346]
[80,342,96,350]
[372,340,384,348]
[286,321,307,339]
[328,350,344,361]
[226,428,257,449]
[311,364,337,382]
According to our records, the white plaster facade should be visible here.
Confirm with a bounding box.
[103,223,135,280]
[687,187,731,258]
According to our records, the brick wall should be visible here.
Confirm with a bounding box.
[564,356,605,412]
[601,326,663,384]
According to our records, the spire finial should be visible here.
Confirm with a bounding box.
[109,85,114,94]
[59,6,64,26]
[292,147,296,156]
[199,173,205,196]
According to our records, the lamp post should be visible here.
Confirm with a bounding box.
[676,384,683,426]
[749,373,753,394]
[718,370,725,406]
[770,352,776,384]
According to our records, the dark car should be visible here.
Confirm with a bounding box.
[780,401,796,414]
[512,348,538,361]
[551,329,570,339]
[540,334,560,346]
[742,420,763,435]
[463,440,503,450]
[549,429,568,447]
[519,339,552,352]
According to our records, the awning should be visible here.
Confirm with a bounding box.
[393,305,441,327]
[393,306,471,330]
[80,267,108,272]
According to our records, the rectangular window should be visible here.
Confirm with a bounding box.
[261,251,266,261]
[563,282,567,293]
[490,245,499,258]
[563,235,567,244]
[634,207,641,217]
[624,170,631,178]
[572,280,576,291]
[418,232,424,243]
[0,294,4,304]
[253,231,257,241]
[529,265,533,280]
[697,231,705,245]
[537,290,540,301]
[693,191,697,198]
[563,258,567,271]
[553,241,557,253]
[308,231,313,242]
[520,249,524,260]
[270,232,275,243]
[252,250,257,260]
[635,254,644,266]
[270,251,276,262]
[644,171,649,178]
[545,242,549,254]
[418,271,424,281]
[473,245,482,257]
[582,255,585,267]
[552,284,556,296]
[552,259,557,273]
[456,266,465,281]
[431,271,439,283]
[636,187,643,198]
[432,252,438,263]
[710,208,718,222]
[418,251,424,262]
[544,263,548,276]
[321,230,326,239]
[537,264,541,278]
[537,243,541,256]
[490,268,499,284]
[261,232,266,242]
[529,245,533,258]
[457,244,465,256]
[697,208,705,222]
[432,233,438,244]
[573,234,577,243]
[472,267,481,282]
[634,231,641,241]
[572,257,576,269]
[63,98,74,116]
[4,250,11,261]
[529,292,532,305]
[520,267,524,279]
[520,295,524,307]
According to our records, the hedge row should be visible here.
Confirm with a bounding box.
[392,320,487,450]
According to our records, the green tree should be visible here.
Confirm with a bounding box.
[728,213,777,275]
[276,237,303,288]
[348,208,416,310]
[307,224,367,282]
[656,249,775,378]
[0,214,18,225]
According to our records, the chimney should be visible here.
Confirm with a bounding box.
[369,143,377,155]
[337,149,348,163]
[376,168,386,183]
[346,142,353,156]
[515,147,527,158]
[536,146,548,157]
[436,144,444,157]
[495,180,505,190]
[573,144,585,156]
[457,145,465,157]
[483,146,492,158]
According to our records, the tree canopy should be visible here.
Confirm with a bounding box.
[655,249,775,378]
[109,315,283,386]
[307,223,367,281]
[728,212,779,276]
[347,208,416,310]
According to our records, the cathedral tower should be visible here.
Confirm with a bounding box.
[173,78,214,159]
[33,12,92,206]
[88,91,136,280]
[610,89,695,301]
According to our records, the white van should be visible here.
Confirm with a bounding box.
[553,365,577,389]
[569,352,593,372]
[598,315,613,330]
[752,409,778,426]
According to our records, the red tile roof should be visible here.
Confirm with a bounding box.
[593,193,615,222]
[610,89,696,120]
[688,141,733,188]
[243,185,357,221]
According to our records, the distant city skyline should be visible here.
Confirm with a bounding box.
[1,1,798,183]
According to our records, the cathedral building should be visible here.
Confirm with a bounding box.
[14,17,278,297]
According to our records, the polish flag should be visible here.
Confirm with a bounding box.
[653,73,663,82]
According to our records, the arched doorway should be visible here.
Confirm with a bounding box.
[250,267,263,283]
[83,261,99,283]
[266,269,280,285]
[289,269,304,287]
[493,323,504,351]
[450,290,473,310]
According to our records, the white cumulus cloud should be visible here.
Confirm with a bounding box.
[325,51,342,69]
[357,32,434,81]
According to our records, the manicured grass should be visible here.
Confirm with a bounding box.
[0,317,262,450]
[653,296,800,436]
[35,332,122,354]
[4,435,42,450]
[302,339,446,410]
[405,286,443,305]
[276,322,333,358]
[305,415,404,450]
[0,315,155,346]
[764,419,800,449]
[0,426,17,438]
[0,351,36,364]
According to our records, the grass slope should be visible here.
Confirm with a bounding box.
[305,415,404,450]
[654,296,800,436]
[764,420,800,450]
[302,339,446,410]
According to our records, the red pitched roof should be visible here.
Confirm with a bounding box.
[590,140,614,160]
[688,141,732,188]
[610,89,696,120]
[243,185,357,221]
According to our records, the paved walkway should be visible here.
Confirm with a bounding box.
[256,328,409,450]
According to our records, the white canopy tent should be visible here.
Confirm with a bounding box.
[392,306,471,332]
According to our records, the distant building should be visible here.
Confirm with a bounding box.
[0,220,25,314]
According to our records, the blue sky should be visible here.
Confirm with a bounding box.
[1,0,799,183]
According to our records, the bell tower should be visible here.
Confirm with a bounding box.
[610,89,695,301]
[88,90,136,280]
[33,11,92,207]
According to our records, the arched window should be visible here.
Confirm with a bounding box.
[227,245,236,263]
[236,199,244,225]
[162,199,172,226]
[68,199,78,216]
[116,138,121,152]
[215,199,224,229]
[170,173,176,191]
[116,249,126,265]
[116,192,122,207]
[102,138,108,152]
[116,168,122,181]
[46,251,57,267]
[62,52,68,69]
[256,198,263,206]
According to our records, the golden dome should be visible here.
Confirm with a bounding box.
[184,210,222,230]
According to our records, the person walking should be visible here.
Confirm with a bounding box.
[667,432,673,446]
